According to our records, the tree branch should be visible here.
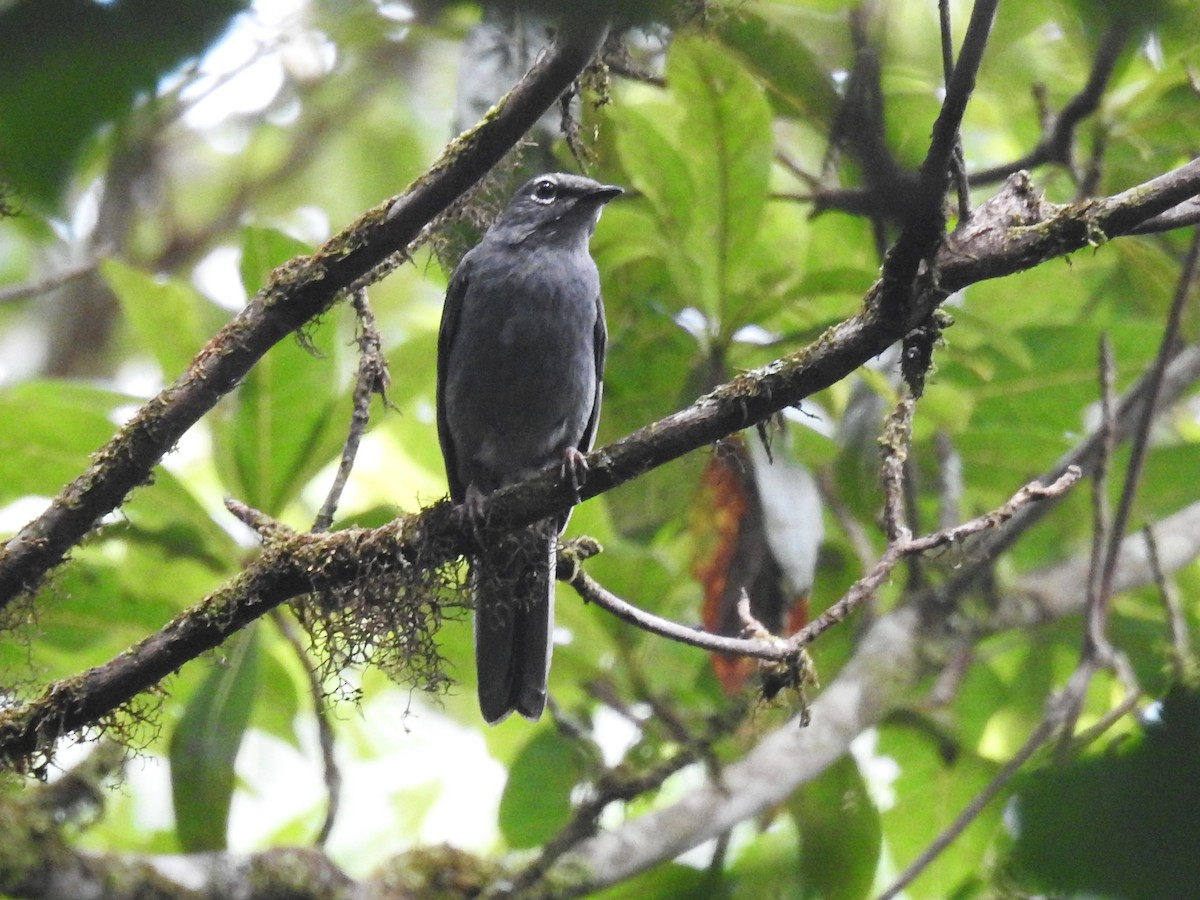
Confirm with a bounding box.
[1130,196,1200,234]
[969,22,1131,185]
[1094,228,1200,632]
[0,257,104,304]
[877,0,997,309]
[7,488,1199,898]
[552,490,1200,893]
[931,337,1200,615]
[0,13,611,611]
[1,159,1196,770]
[312,288,390,533]
[878,246,1199,891]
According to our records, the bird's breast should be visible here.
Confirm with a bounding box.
[443,244,601,488]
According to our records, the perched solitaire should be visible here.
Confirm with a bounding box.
[437,172,622,724]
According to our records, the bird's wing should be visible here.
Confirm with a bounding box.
[579,290,607,455]
[436,256,473,502]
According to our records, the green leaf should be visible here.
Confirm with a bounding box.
[940,321,1163,507]
[238,226,313,297]
[613,104,695,259]
[498,727,595,849]
[0,0,249,206]
[592,863,729,900]
[726,818,808,898]
[211,226,347,514]
[789,754,882,900]
[0,558,127,679]
[120,469,239,576]
[611,36,774,337]
[102,259,207,382]
[250,622,309,749]
[877,723,1004,898]
[0,383,235,581]
[1009,684,1200,898]
[717,8,841,127]
[170,626,260,852]
[0,381,131,505]
[668,36,774,324]
[0,477,235,680]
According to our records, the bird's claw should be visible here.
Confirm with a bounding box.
[462,483,489,547]
[561,447,589,501]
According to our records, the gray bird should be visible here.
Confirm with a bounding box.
[437,172,622,724]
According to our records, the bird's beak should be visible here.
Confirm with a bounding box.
[590,184,624,204]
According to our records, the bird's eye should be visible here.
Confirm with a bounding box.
[531,179,557,204]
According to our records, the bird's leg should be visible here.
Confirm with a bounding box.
[462,483,490,549]
[561,447,589,503]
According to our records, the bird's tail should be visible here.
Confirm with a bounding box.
[473,518,557,724]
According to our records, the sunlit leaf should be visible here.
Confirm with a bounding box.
[789,754,882,900]
[0,0,248,205]
[877,722,1004,898]
[668,36,774,325]
[0,381,130,506]
[102,259,207,382]
[170,626,260,852]
[210,226,348,514]
[498,727,596,849]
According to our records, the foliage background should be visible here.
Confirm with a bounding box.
[1,0,1199,897]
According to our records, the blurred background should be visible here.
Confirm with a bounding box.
[2,1,1200,896]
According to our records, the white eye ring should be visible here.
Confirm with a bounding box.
[531,179,557,204]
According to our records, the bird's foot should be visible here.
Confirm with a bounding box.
[462,483,489,546]
[561,447,589,502]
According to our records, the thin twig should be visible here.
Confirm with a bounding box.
[279,280,401,842]
[224,497,294,540]
[269,610,341,846]
[931,339,1200,612]
[938,0,971,220]
[1055,331,1124,751]
[877,0,997,323]
[1085,335,1117,637]
[499,752,697,898]
[882,646,1138,898]
[880,396,915,544]
[1064,662,1140,754]
[798,468,1081,648]
[927,643,973,708]
[568,567,790,662]
[915,0,997,207]
[1094,229,1200,647]
[969,22,1131,185]
[1130,197,1200,235]
[1144,523,1196,682]
[899,472,1084,556]
[603,55,665,89]
[877,713,1058,900]
[1077,125,1109,200]
[505,706,743,900]
[567,467,1080,667]
[775,150,823,192]
[312,289,390,532]
[0,258,104,304]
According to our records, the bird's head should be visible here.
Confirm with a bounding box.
[489,172,623,247]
